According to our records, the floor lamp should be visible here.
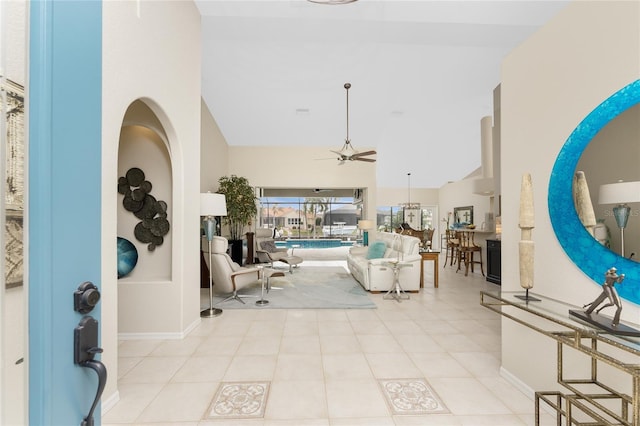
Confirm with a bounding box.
[200,192,227,318]
[599,180,640,258]
[358,220,374,246]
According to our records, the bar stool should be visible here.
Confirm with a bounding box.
[456,230,484,276]
[443,229,459,267]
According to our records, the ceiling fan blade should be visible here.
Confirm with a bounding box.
[354,157,376,163]
[351,150,377,158]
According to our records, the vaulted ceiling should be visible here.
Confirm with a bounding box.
[195,0,569,188]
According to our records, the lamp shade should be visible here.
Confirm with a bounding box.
[200,192,227,216]
[358,220,374,230]
[598,181,640,205]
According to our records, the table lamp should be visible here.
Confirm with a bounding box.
[200,192,227,318]
[598,180,640,258]
[358,219,374,246]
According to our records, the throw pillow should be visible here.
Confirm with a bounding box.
[366,241,387,259]
[260,240,278,253]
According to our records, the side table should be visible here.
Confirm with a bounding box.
[383,260,413,302]
[255,267,285,306]
[420,250,440,288]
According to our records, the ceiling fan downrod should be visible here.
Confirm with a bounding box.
[345,82,351,145]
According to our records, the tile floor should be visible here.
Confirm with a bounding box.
[103,258,558,425]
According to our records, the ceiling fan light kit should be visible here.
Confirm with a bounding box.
[330,82,377,165]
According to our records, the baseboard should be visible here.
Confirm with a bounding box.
[118,317,201,340]
[500,366,535,399]
[101,390,120,414]
[500,366,557,417]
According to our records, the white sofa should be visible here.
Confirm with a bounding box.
[347,232,422,292]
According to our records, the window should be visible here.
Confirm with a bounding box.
[376,206,437,231]
[259,195,361,239]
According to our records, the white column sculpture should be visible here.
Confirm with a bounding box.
[517,173,538,301]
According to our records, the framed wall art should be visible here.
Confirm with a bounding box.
[3,79,25,288]
[453,205,473,226]
[403,207,422,230]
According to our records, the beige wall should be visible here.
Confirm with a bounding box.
[501,0,640,395]
[201,99,229,192]
[102,0,202,407]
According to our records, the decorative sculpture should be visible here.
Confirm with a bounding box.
[118,167,170,251]
[516,173,539,301]
[583,267,624,327]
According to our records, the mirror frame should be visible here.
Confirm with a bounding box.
[548,79,640,305]
[453,206,474,226]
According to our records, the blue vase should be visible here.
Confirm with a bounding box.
[117,237,138,278]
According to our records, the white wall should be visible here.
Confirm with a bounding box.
[439,179,495,264]
[377,187,439,208]
[102,0,202,405]
[501,0,640,394]
[201,99,229,192]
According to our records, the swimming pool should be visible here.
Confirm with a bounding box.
[275,239,357,249]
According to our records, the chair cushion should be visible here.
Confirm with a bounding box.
[260,240,278,253]
[366,241,387,259]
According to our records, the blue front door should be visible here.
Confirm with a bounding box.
[29,1,103,424]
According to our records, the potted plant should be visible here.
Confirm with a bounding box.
[217,175,257,264]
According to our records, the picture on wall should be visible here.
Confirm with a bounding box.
[3,79,25,288]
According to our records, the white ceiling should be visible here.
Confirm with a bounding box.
[196,0,569,188]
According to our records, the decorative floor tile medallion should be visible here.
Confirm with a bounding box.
[205,381,269,419]
[378,378,449,415]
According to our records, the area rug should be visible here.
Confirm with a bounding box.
[202,266,376,309]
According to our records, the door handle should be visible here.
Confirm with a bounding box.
[78,358,106,426]
[74,315,107,426]
[74,277,107,426]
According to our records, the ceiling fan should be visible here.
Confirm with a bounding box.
[330,83,377,165]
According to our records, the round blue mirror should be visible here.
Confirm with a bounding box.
[549,79,640,305]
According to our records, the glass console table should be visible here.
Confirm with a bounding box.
[480,290,640,426]
[382,260,412,302]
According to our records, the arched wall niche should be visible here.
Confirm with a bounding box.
[117,100,173,280]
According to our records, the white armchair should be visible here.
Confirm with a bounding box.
[205,236,260,304]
